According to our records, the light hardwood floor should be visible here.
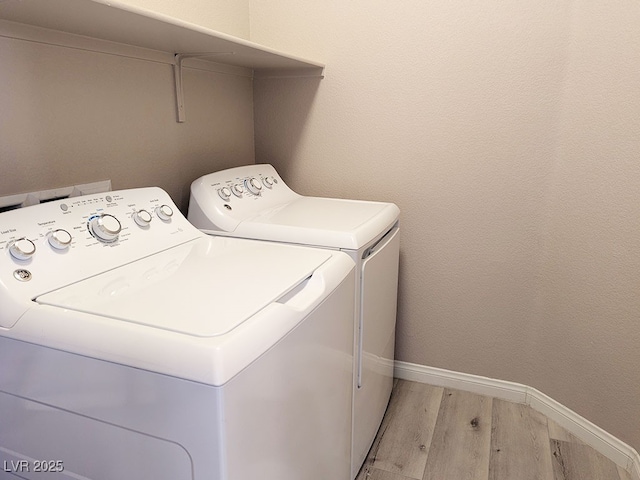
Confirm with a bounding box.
[357,379,633,480]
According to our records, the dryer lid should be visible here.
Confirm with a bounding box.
[236,197,399,250]
[35,237,332,337]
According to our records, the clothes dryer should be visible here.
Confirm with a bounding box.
[188,164,400,478]
[0,187,355,480]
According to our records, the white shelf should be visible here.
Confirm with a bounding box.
[0,0,324,122]
[0,0,324,73]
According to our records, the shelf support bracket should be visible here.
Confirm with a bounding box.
[173,52,234,123]
[173,54,188,123]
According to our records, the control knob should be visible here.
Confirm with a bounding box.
[89,214,121,243]
[262,176,274,188]
[231,184,244,197]
[218,187,232,201]
[155,205,174,222]
[8,238,36,261]
[133,209,153,227]
[48,229,73,250]
[244,177,263,195]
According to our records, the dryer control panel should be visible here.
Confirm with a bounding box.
[188,163,301,232]
[0,187,201,327]
[199,164,288,203]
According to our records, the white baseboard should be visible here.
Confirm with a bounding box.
[394,360,640,478]
[630,450,640,480]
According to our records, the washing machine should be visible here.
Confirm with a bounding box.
[0,187,355,480]
[188,164,400,478]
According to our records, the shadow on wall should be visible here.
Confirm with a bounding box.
[394,248,411,359]
[253,75,323,178]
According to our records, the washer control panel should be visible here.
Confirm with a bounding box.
[0,187,201,316]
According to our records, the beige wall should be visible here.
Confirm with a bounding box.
[0,26,254,211]
[117,0,250,39]
[251,0,640,451]
[536,0,640,448]
[2,0,638,454]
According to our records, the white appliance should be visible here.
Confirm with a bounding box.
[188,164,400,478]
[0,187,355,480]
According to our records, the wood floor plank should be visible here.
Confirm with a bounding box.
[363,379,443,479]
[547,419,584,444]
[356,465,419,480]
[423,388,492,480]
[550,440,622,480]
[363,380,625,480]
[617,465,633,480]
[489,399,554,480]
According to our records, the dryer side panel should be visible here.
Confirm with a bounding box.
[352,227,400,477]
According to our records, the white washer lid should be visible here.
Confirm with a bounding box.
[238,197,399,250]
[36,237,332,337]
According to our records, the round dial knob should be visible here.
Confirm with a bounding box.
[218,187,232,201]
[231,184,244,197]
[155,205,174,222]
[48,229,72,250]
[133,209,153,227]
[262,176,274,188]
[89,214,121,243]
[9,238,36,261]
[245,177,263,195]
